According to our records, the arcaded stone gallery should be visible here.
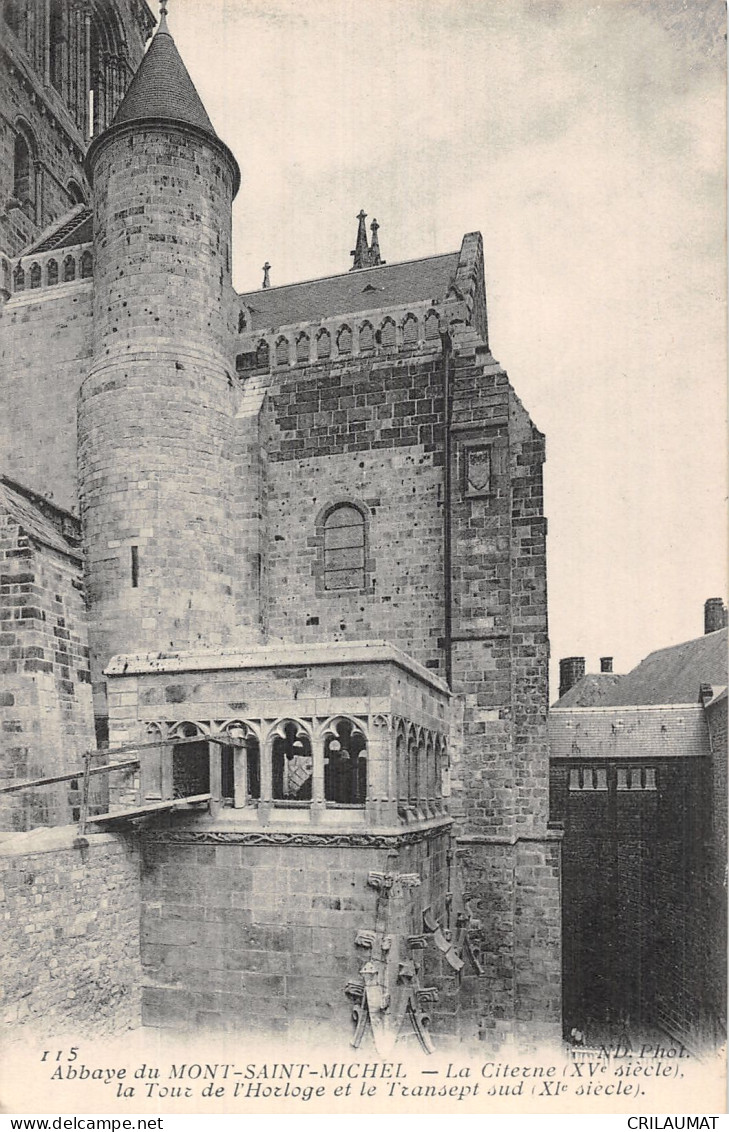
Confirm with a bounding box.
[2,0,720,1055]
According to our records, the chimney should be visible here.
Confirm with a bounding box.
[559,657,585,700]
[704,598,727,635]
[600,657,613,673]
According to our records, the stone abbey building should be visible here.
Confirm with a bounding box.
[0,1,561,1045]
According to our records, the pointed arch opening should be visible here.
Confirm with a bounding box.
[324,718,367,805]
[272,721,312,802]
[13,124,36,213]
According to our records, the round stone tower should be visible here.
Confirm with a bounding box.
[79,13,244,707]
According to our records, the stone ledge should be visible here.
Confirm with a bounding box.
[0,824,125,858]
[143,816,453,848]
[105,638,451,696]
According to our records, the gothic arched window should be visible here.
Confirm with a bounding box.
[380,317,396,348]
[272,722,312,802]
[403,313,418,345]
[49,0,63,91]
[275,336,289,366]
[80,250,93,278]
[13,264,25,292]
[316,328,331,359]
[47,260,59,287]
[323,504,365,591]
[337,325,352,355]
[67,180,86,206]
[29,262,41,289]
[255,339,270,368]
[359,321,374,353]
[13,129,34,210]
[63,255,76,282]
[296,332,310,363]
[425,309,440,340]
[324,718,367,805]
[4,0,21,37]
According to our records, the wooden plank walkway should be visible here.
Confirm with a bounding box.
[87,794,212,825]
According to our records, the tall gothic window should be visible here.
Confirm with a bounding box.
[4,0,21,36]
[324,719,367,805]
[323,505,365,591]
[272,722,312,802]
[49,0,64,92]
[13,130,34,210]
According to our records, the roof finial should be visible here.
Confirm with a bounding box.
[350,209,369,270]
[369,218,383,266]
[158,0,169,34]
[262,262,271,289]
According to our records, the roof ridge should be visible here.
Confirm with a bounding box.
[237,250,460,300]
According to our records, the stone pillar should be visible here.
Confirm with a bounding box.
[311,729,325,822]
[259,731,273,822]
[366,714,396,825]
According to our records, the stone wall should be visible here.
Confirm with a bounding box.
[265,349,446,671]
[705,693,727,1043]
[0,283,93,513]
[140,825,450,1042]
[0,1,151,258]
[0,826,142,1033]
[0,493,95,830]
[241,329,559,1044]
[552,755,715,1046]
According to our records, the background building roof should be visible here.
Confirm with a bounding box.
[553,672,624,708]
[549,704,710,760]
[600,629,728,707]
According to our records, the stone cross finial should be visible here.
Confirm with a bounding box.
[158,0,169,33]
[262,262,271,289]
[350,209,370,270]
[369,218,382,266]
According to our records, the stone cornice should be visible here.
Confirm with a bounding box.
[142,818,453,849]
[105,639,451,697]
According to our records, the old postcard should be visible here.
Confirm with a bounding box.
[0,0,726,1119]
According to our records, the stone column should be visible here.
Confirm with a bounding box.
[258,728,273,823]
[229,727,249,809]
[367,714,397,826]
[310,728,325,823]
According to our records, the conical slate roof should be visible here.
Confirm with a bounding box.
[111,22,216,136]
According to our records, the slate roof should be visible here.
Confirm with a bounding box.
[237,252,461,331]
[553,672,623,708]
[111,23,215,136]
[24,206,92,254]
[0,478,80,558]
[600,629,728,707]
[549,704,710,760]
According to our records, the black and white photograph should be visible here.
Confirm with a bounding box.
[0,0,725,1119]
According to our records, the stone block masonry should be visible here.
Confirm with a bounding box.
[140,826,450,1040]
[0,282,93,514]
[0,827,142,1033]
[0,484,95,830]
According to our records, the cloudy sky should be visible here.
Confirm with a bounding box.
[167,0,725,694]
